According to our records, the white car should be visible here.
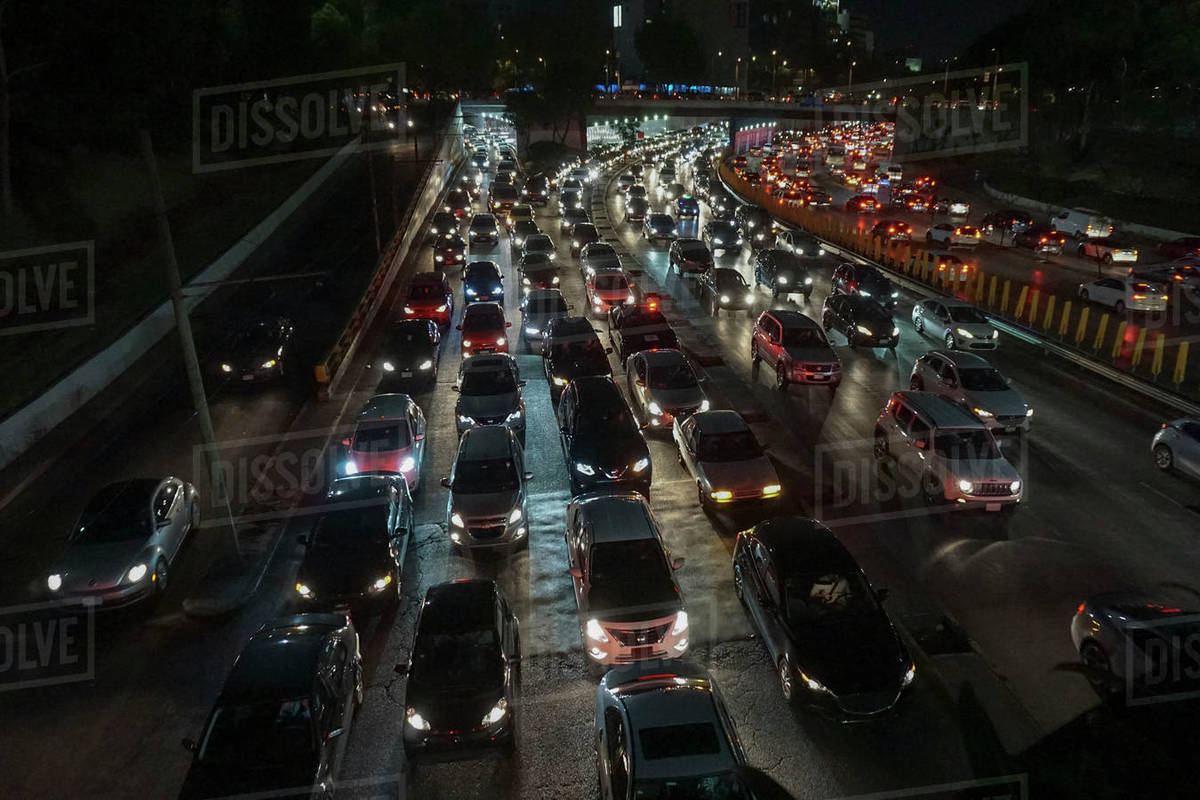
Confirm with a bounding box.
[910,350,1032,434]
[912,298,998,350]
[1078,277,1167,313]
[1077,237,1138,264]
[673,411,782,509]
[926,223,982,248]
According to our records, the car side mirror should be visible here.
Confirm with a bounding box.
[605,347,614,354]
[523,472,534,481]
[635,379,645,387]
[567,566,583,579]
[340,437,352,448]
[440,477,452,489]
[875,587,890,602]
[181,737,197,753]
[451,385,460,392]
[506,321,512,327]
[296,534,309,546]
[518,380,527,387]
[393,663,409,676]
[456,324,462,331]
[671,557,685,571]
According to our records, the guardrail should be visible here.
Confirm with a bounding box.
[718,162,1200,412]
[314,106,466,398]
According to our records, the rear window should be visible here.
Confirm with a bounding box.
[639,723,720,760]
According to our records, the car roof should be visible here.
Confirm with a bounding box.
[929,349,991,369]
[765,309,820,329]
[894,391,988,428]
[752,517,854,570]
[220,624,329,703]
[458,425,514,460]
[463,302,504,319]
[691,410,749,435]
[410,272,447,287]
[621,685,735,780]
[358,393,412,421]
[419,579,498,633]
[572,492,656,543]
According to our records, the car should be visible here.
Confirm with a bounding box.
[571,222,601,256]
[586,268,634,317]
[446,188,473,219]
[667,238,714,275]
[660,182,687,203]
[1071,587,1200,703]
[871,220,913,241]
[523,174,552,205]
[454,353,525,442]
[821,294,899,348]
[624,349,707,430]
[402,272,454,328]
[519,232,556,263]
[607,305,680,362]
[1078,237,1139,264]
[912,298,998,350]
[565,493,685,666]
[753,249,815,301]
[734,204,772,240]
[845,194,878,213]
[1145,261,1200,289]
[831,262,898,307]
[1077,277,1168,313]
[433,232,466,266]
[699,267,755,316]
[980,209,1032,235]
[675,411,780,509]
[702,220,744,254]
[910,350,1032,434]
[212,316,295,384]
[733,518,915,716]
[1153,418,1200,479]
[463,260,504,304]
[468,213,500,245]
[429,210,459,239]
[471,151,489,170]
[1157,237,1200,260]
[623,196,649,224]
[399,580,520,756]
[616,173,635,191]
[642,213,677,242]
[927,249,975,285]
[559,188,584,215]
[509,219,541,252]
[518,253,561,293]
[458,302,511,355]
[774,186,807,206]
[44,478,199,607]
[542,316,614,402]
[657,164,677,183]
[751,310,841,392]
[520,288,569,344]
[580,242,623,281]
[293,475,412,614]
[1012,224,1067,254]
[934,198,971,216]
[805,188,833,208]
[343,393,427,491]
[708,191,736,219]
[594,663,753,800]
[558,376,652,497]
[625,184,648,202]
[442,426,531,550]
[561,206,590,234]
[374,319,440,389]
[178,613,362,800]
[1050,207,1114,239]
[506,203,534,230]
[488,183,519,217]
[674,195,701,219]
[903,193,934,213]
[774,230,825,257]
[873,391,1022,510]
[926,223,981,248]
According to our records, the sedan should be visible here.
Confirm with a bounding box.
[625,348,707,429]
[821,294,899,348]
[1013,224,1067,254]
[374,319,440,390]
[509,219,541,252]
[561,207,590,235]
[454,353,525,442]
[520,288,570,343]
[343,394,427,491]
[910,350,1032,434]
[1078,237,1138,264]
[1157,237,1200,260]
[700,267,755,316]
[467,213,500,246]
[443,425,531,550]
[674,195,701,219]
[463,260,504,304]
[667,238,713,275]
[1078,277,1168,313]
[845,195,878,213]
[212,316,295,384]
[571,222,601,256]
[912,298,998,350]
[458,302,512,355]
[871,220,913,241]
[775,230,825,257]
[702,220,743,254]
[675,411,781,509]
[522,232,558,261]
[433,233,466,266]
[733,517,914,717]
[642,213,677,242]
[623,197,649,224]
[1151,418,1200,479]
[45,477,199,606]
[926,223,981,248]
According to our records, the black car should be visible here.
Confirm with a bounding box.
[293,475,413,614]
[623,196,649,224]
[434,232,466,267]
[734,204,773,248]
[374,319,440,389]
[463,260,504,304]
[429,211,458,239]
[557,375,652,497]
[733,517,914,718]
[523,174,552,205]
[542,316,613,402]
[607,306,679,362]
[509,219,541,252]
[468,213,499,246]
[830,262,898,308]
[821,294,899,348]
[709,191,736,220]
[700,268,755,316]
[445,189,472,219]
[702,220,744,254]
[753,249,814,300]
[980,209,1032,235]
[454,353,526,442]
[1013,224,1067,254]
[561,207,590,235]
[399,579,520,758]
[518,253,561,293]
[668,238,714,274]
[212,316,295,384]
[179,613,362,800]
[571,222,601,256]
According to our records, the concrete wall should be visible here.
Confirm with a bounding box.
[982,182,1198,241]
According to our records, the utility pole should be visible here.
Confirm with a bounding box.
[139,130,242,560]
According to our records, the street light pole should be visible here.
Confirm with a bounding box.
[605,49,611,98]
[736,57,742,100]
[771,50,778,98]
[849,61,856,96]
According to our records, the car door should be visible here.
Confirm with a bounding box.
[762,317,784,368]
[1175,421,1200,477]
[677,416,700,481]
[928,302,951,338]
[832,264,849,294]
[938,361,965,404]
[152,479,187,559]
[747,542,787,661]
[627,354,647,414]
[600,707,631,800]
[558,387,576,459]
[825,295,846,335]
[1093,279,1122,306]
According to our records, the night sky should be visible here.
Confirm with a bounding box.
[846,0,1033,61]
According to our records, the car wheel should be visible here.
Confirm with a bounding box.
[914,315,925,334]
[775,364,788,392]
[353,661,365,708]
[676,447,687,470]
[733,563,746,604]
[697,483,708,510]
[1115,300,1126,314]
[750,342,760,367]
[1079,289,1089,302]
[944,331,956,350]
[1077,244,1087,257]
[1153,444,1174,471]
[1080,641,1121,701]
[189,502,200,533]
[778,657,798,705]
[153,558,169,596]
[873,430,890,462]
[922,472,943,505]
[910,375,924,390]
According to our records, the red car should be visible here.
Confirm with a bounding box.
[458,302,511,355]
[871,220,913,241]
[845,195,879,213]
[1158,237,1200,259]
[403,273,454,329]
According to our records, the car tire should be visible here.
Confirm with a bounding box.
[873,430,890,463]
[910,375,924,390]
[1079,289,1089,302]
[914,315,925,334]
[697,483,708,510]
[1153,444,1174,472]
[1115,300,1126,314]
[778,656,798,706]
[750,342,760,367]
[153,558,169,596]
[1080,641,1122,702]
[775,364,788,393]
[676,447,687,471]
[353,661,365,708]
[733,563,746,605]
[944,332,956,350]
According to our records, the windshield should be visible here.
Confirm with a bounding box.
[408,283,441,299]
[697,430,761,461]
[948,306,989,324]
[230,324,275,349]
[412,628,499,687]
[75,486,153,542]
[715,271,747,291]
[634,773,749,800]
[352,423,410,452]
[462,310,504,330]
[465,264,498,281]
[648,361,697,390]
[310,507,389,549]
[781,327,824,348]
[590,539,669,586]
[199,700,314,768]
[959,368,1009,392]
[784,570,878,623]
[679,243,708,259]
[934,430,1001,460]
[461,366,517,395]
[454,457,519,493]
[527,295,567,314]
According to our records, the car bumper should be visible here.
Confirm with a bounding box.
[404,308,452,327]
[449,520,527,549]
[435,253,465,264]
[570,474,651,499]
[954,337,998,350]
[1127,299,1168,312]
[853,333,899,348]
[51,581,157,610]
[463,342,510,356]
[465,294,502,304]
[584,631,688,665]
[790,368,842,386]
[296,589,394,616]
[404,721,513,756]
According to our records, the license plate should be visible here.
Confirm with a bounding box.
[631,646,654,660]
[809,374,827,381]
[1004,426,1016,433]
[241,374,254,381]
[986,503,1001,512]
[645,334,658,341]
[401,371,413,378]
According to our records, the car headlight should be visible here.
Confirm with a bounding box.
[496,337,506,346]
[466,287,477,296]
[1010,480,1021,492]
[47,573,62,592]
[400,456,416,472]
[506,409,523,423]
[670,611,689,636]
[892,327,900,336]
[575,462,595,476]
[457,414,475,426]
[127,563,148,583]
[295,582,312,597]
[553,376,569,387]
[525,326,540,335]
[711,489,733,501]
[1025,408,1034,417]
[220,363,232,373]
[513,236,523,246]
[956,328,975,339]
[647,401,663,416]
[958,479,974,493]
[418,360,433,370]
[573,240,579,247]
[369,574,393,593]
[858,289,871,297]
[586,618,610,642]
[261,359,278,369]
[713,238,723,245]
[450,512,466,528]
[552,276,560,284]
[762,484,782,496]
[991,330,999,339]
[972,407,995,418]
[891,291,900,298]
[902,663,916,687]
[632,457,650,473]
[436,304,448,312]
[481,698,508,726]
[381,361,396,372]
[777,276,788,285]
[406,707,432,731]
[720,294,730,304]
[508,507,523,524]
[800,671,833,694]
[856,324,873,336]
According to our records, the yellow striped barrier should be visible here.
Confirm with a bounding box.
[1092,313,1109,352]
[999,280,1011,314]
[1042,296,1056,330]
[1151,334,1165,377]
[1173,341,1189,385]
[987,276,998,308]
[1131,327,1147,368]
[1074,306,1090,344]
[1014,285,1029,318]
[1111,321,1128,360]
[1027,290,1039,325]
[1057,300,1071,337]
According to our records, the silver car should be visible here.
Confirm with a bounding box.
[442,425,531,551]
[674,410,782,509]
[1152,418,1200,479]
[909,350,1032,434]
[520,289,570,343]
[45,478,199,607]
[624,349,708,429]
[454,354,525,444]
[911,298,998,350]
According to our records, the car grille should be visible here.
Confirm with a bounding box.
[968,482,1016,497]
[601,466,628,480]
[838,690,899,716]
[607,622,671,647]
[797,362,838,373]
[474,415,507,426]
[470,525,506,540]
[965,340,997,350]
[996,415,1026,426]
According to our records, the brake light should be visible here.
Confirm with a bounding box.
[1076,603,1085,615]
[637,673,678,682]
[954,228,962,235]
[1131,294,1146,300]
[1040,237,1048,243]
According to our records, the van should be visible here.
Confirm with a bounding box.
[1051,207,1114,240]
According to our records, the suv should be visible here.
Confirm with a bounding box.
[557,376,652,497]
[821,294,899,349]
[442,425,531,551]
[454,353,525,442]
[734,205,773,248]
[753,249,815,301]
[751,310,841,393]
[909,350,1032,434]
[831,262,898,308]
[775,230,824,257]
[565,493,686,666]
[874,392,1022,510]
[542,316,613,402]
[468,213,499,245]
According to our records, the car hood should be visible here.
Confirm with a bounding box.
[525,310,567,330]
[404,682,506,732]
[677,251,712,264]
[214,344,278,367]
[457,392,518,421]
[452,490,520,520]
[587,582,681,622]
[53,540,149,591]
[647,386,705,411]
[946,457,1021,482]
[859,276,894,295]
[963,388,1027,417]
[299,544,390,595]
[951,321,995,338]
[784,344,837,363]
[790,613,907,697]
[698,456,778,491]
[569,429,648,469]
[381,346,434,371]
[179,759,319,800]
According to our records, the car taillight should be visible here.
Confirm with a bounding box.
[1040,237,1048,243]
[1076,603,1085,615]
[1131,294,1146,300]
